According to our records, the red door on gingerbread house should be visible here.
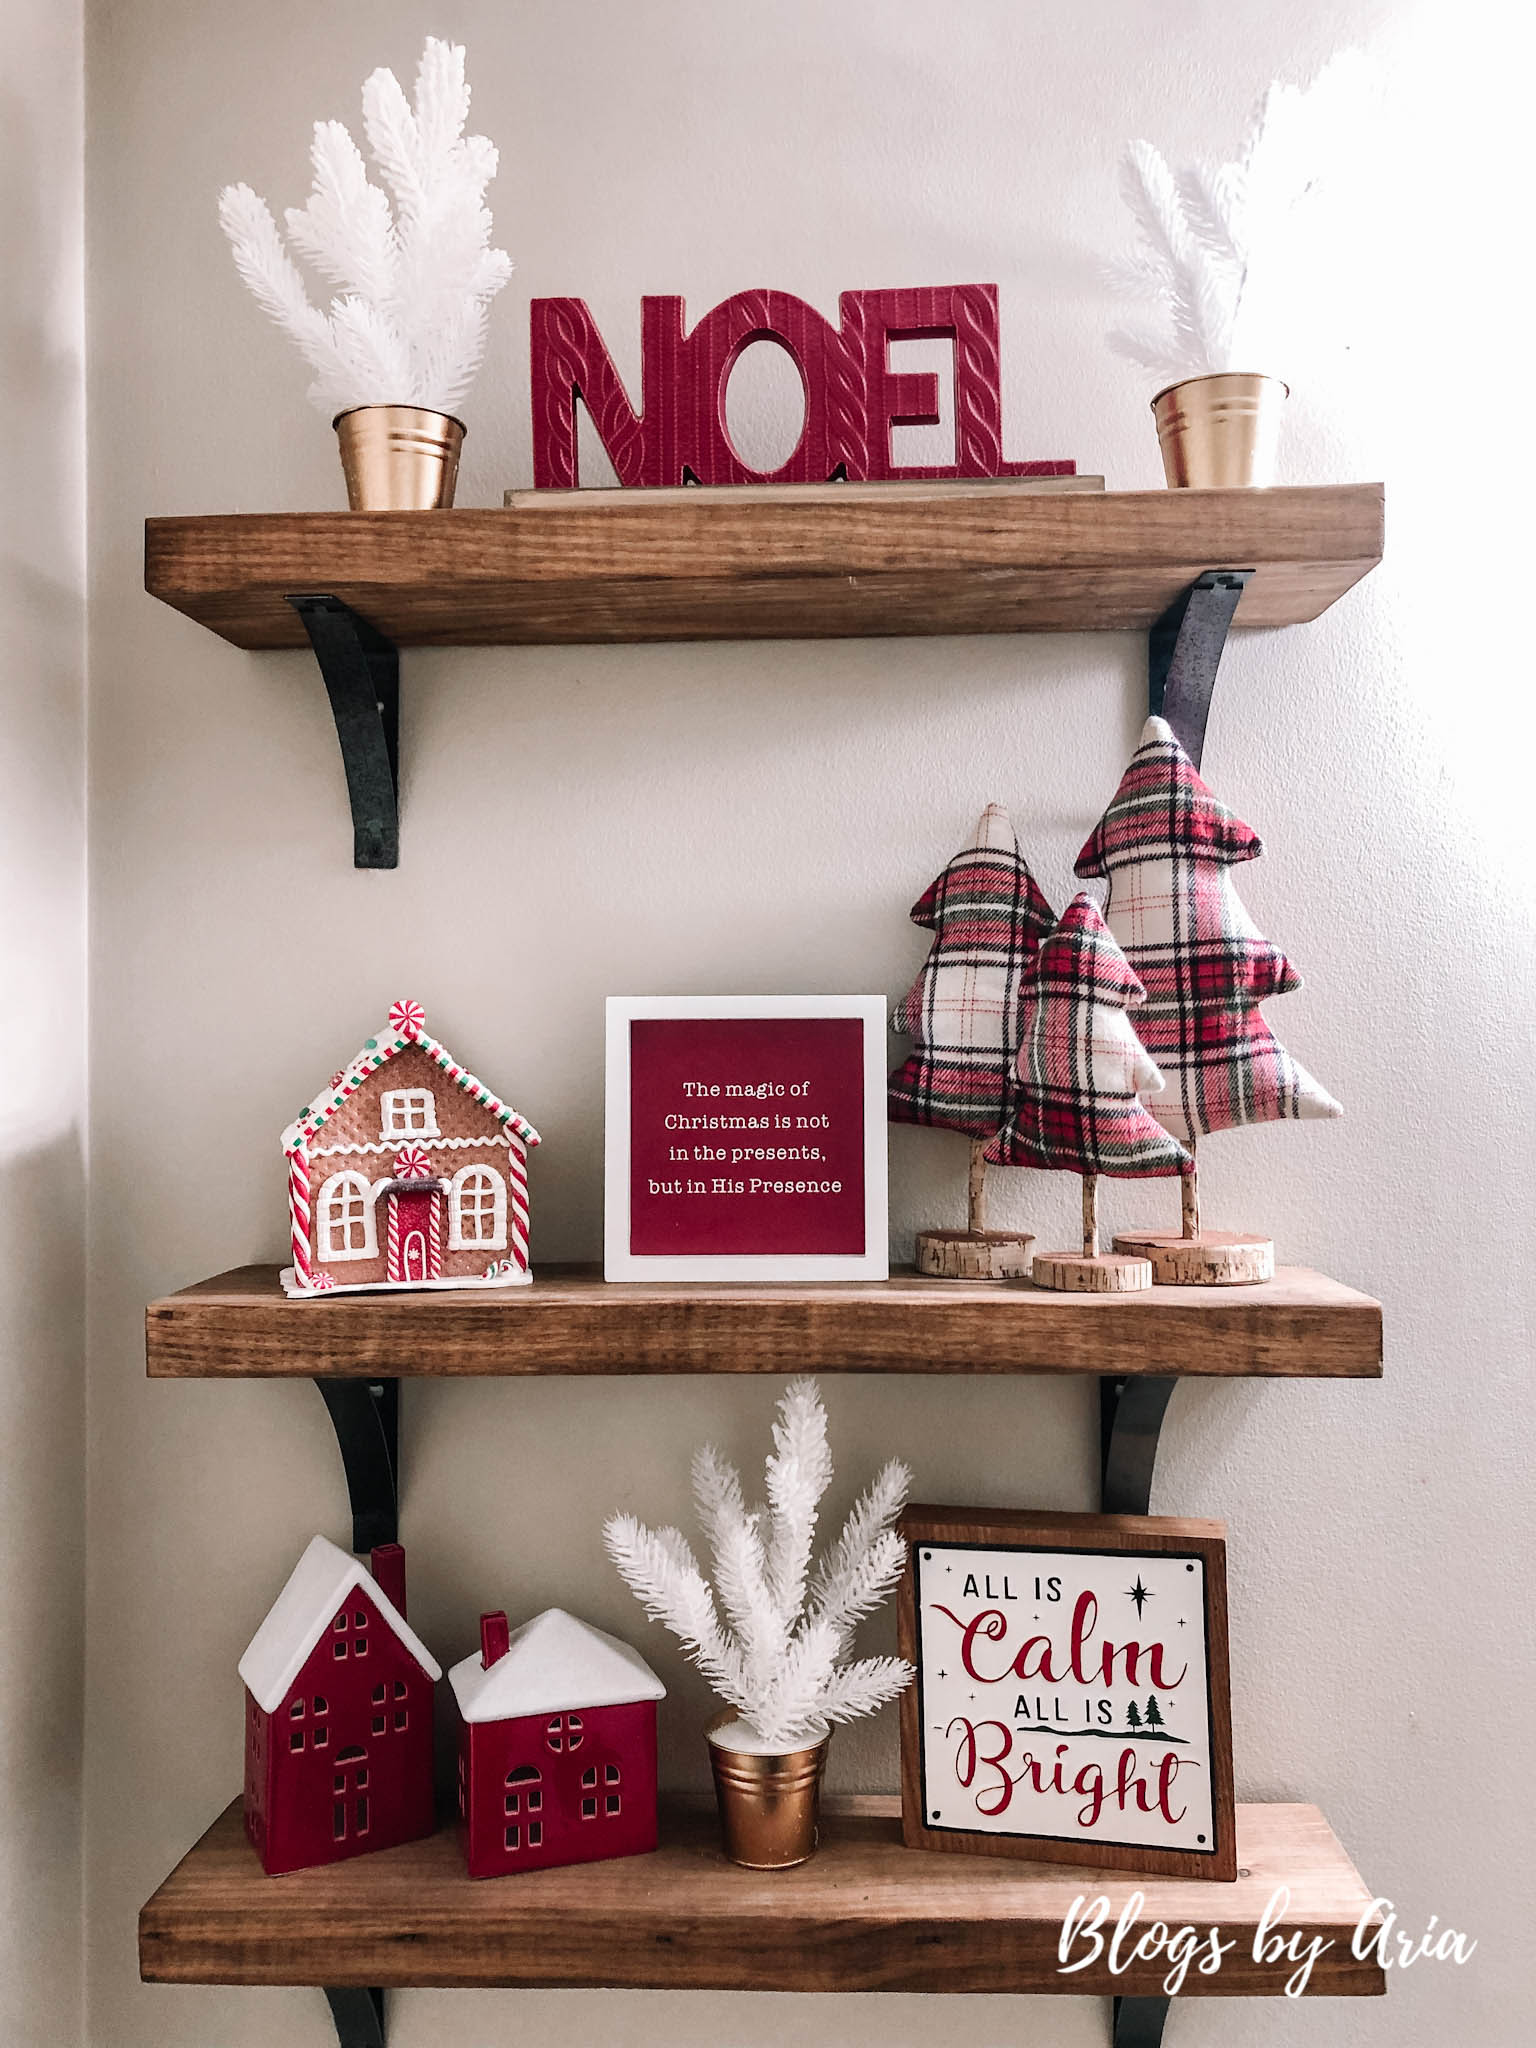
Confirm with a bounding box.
[239,1535,442,1876]
[381,1146,444,1282]
[449,1607,665,1879]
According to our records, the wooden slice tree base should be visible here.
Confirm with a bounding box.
[915,1229,1035,1281]
[1030,1251,1153,1293]
[1112,1229,1275,1287]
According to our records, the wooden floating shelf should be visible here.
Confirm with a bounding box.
[146,1263,1382,1380]
[140,1794,1384,1997]
[143,485,1383,649]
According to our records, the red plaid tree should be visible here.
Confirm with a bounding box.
[984,893,1189,1181]
[985,894,1186,1292]
[889,805,1054,1271]
[1076,717,1341,1280]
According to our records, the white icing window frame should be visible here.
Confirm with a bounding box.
[380,1088,440,1139]
[317,1171,379,1262]
[448,1163,507,1250]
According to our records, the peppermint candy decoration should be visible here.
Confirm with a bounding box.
[393,1144,433,1181]
[388,998,426,1038]
[310,1272,338,1291]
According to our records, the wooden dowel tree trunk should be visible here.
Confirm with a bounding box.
[1082,1174,1099,1258]
[1182,1145,1200,1241]
[968,1140,989,1235]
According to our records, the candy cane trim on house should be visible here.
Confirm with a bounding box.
[281,1002,541,1299]
[506,1132,530,1273]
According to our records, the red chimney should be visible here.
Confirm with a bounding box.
[370,1544,407,1617]
[480,1610,511,1668]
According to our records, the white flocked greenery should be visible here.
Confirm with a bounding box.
[603,1379,913,1747]
[218,38,512,417]
[1107,51,1366,383]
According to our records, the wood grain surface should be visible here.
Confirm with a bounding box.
[138,1794,1384,1996]
[142,485,1384,648]
[144,1263,1384,1379]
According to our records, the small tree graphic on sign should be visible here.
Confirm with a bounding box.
[1126,1701,1142,1731]
[1145,1696,1164,1730]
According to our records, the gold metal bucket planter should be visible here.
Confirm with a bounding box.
[334,404,465,510]
[706,1714,830,1870]
[1151,372,1289,488]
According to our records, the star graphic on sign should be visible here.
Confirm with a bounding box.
[1126,1576,1153,1616]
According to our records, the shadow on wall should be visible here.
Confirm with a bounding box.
[0,27,87,2048]
[0,1136,87,2048]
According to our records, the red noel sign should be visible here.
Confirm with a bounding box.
[531,285,1074,489]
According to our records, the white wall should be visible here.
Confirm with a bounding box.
[0,2,86,2044]
[85,2,1531,2045]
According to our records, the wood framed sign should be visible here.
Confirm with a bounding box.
[898,1506,1235,1879]
[604,995,888,1281]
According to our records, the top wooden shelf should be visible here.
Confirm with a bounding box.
[146,1263,1382,1380]
[143,485,1383,649]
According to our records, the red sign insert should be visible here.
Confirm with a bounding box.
[628,1017,866,1257]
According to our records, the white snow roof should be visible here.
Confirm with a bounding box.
[449,1607,665,1724]
[238,1534,442,1714]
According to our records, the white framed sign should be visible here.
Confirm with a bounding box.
[604,995,889,1282]
[898,1506,1236,1880]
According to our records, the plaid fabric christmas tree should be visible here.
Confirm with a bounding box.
[1075,717,1341,1142]
[888,804,1056,1136]
[984,893,1190,1178]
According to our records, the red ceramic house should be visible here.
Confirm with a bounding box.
[239,1535,442,1876]
[450,1607,665,1879]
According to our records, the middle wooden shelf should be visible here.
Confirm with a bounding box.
[146,1261,1382,1379]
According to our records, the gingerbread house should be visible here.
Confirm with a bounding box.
[282,999,541,1296]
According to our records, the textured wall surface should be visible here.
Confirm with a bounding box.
[85,1,1531,2043]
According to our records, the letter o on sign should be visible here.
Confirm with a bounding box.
[684,290,857,485]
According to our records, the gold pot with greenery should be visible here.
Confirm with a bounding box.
[1104,55,1364,486]
[604,1379,913,1871]
[219,36,510,510]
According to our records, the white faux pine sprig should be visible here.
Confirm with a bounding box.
[603,1379,913,1747]
[219,38,512,417]
[1107,51,1366,382]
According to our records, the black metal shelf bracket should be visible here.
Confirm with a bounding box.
[314,1378,399,1553]
[1099,1376,1178,1518]
[1148,569,1252,771]
[1112,1992,1171,2047]
[288,594,401,869]
[324,1985,386,2048]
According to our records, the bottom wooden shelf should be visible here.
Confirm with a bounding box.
[140,1794,1384,1999]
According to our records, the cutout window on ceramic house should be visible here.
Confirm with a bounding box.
[504,1765,542,1817]
[381,1089,439,1139]
[448,1164,507,1249]
[318,1171,376,1260]
[545,1714,582,1753]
